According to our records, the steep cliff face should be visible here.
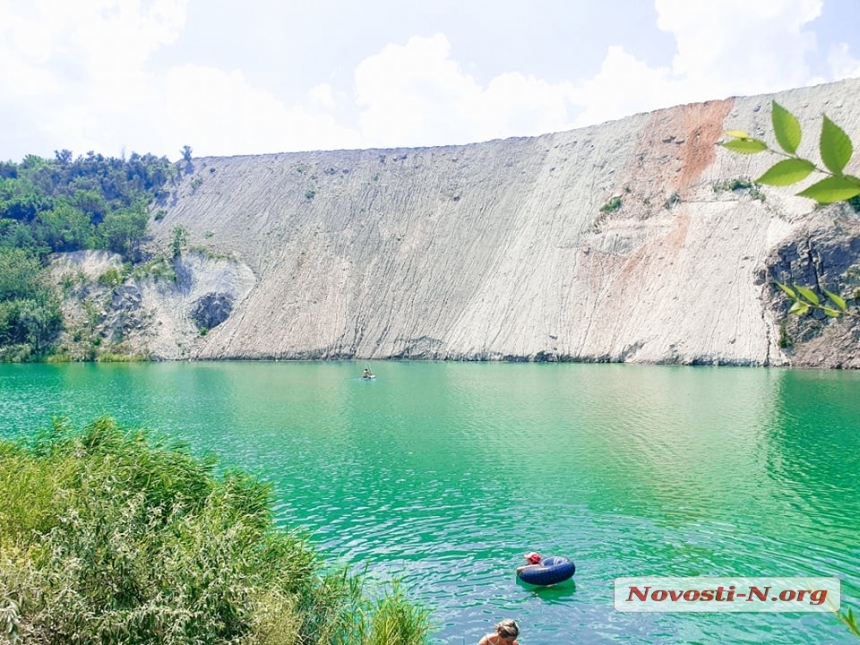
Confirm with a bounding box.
[140,78,860,366]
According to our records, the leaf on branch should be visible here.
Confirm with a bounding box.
[720,139,768,154]
[771,102,802,154]
[839,609,860,638]
[820,116,853,175]
[796,176,860,203]
[756,158,815,186]
[789,301,810,315]
[724,130,751,139]
[823,306,842,317]
[776,282,797,299]
[794,285,819,305]
[823,290,847,311]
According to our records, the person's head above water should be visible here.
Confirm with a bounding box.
[524,552,541,564]
[495,619,519,640]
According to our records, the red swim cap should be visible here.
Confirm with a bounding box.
[525,552,541,563]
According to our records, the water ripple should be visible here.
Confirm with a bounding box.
[2,362,859,644]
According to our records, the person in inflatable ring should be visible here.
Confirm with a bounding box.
[516,551,542,574]
[477,618,520,644]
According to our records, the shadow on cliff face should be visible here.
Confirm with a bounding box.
[191,293,234,332]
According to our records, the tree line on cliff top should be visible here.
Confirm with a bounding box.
[0,150,174,261]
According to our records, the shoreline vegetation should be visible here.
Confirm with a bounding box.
[0,417,431,644]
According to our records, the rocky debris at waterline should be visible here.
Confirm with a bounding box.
[84,79,860,365]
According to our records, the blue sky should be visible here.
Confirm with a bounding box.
[1,0,858,161]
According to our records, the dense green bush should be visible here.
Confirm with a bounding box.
[0,150,173,263]
[0,150,176,361]
[0,248,62,360]
[0,418,431,644]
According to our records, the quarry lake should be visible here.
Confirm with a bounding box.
[1,361,859,644]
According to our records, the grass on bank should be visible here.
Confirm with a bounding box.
[0,417,431,645]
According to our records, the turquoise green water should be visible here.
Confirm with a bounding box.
[1,362,859,644]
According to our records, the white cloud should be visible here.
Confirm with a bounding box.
[354,34,485,146]
[1,0,856,160]
[479,72,577,138]
[152,66,362,156]
[309,84,337,111]
[353,34,578,147]
[349,2,835,145]
[828,42,860,80]
[566,0,827,127]
[570,46,676,127]
[0,0,363,158]
[0,0,185,95]
[0,0,188,157]
[656,0,822,93]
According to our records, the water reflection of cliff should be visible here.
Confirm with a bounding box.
[449,364,786,520]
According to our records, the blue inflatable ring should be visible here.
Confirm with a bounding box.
[517,555,575,586]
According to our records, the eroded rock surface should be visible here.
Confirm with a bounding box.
[86,79,860,365]
[51,250,255,360]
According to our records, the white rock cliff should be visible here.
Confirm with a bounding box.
[136,79,860,366]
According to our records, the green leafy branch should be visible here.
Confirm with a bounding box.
[721,101,860,204]
[722,102,860,319]
[775,283,857,318]
[839,608,860,639]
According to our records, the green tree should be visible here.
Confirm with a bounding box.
[38,201,94,251]
[0,248,43,299]
[15,297,62,354]
[0,248,62,358]
[171,224,189,258]
[54,148,73,165]
[0,191,53,223]
[0,219,46,258]
[99,204,149,260]
[69,188,108,224]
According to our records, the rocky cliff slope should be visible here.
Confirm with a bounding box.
[73,79,860,366]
